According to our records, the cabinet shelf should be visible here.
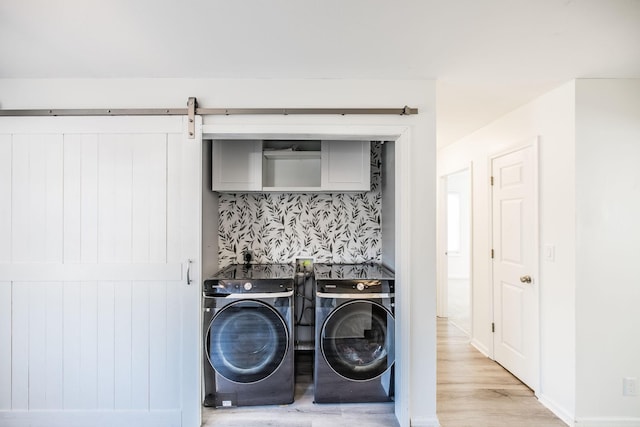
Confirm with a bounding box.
[262,150,321,160]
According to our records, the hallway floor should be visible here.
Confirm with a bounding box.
[447,278,471,334]
[437,318,567,427]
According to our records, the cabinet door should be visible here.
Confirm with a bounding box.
[321,140,370,191]
[212,140,262,191]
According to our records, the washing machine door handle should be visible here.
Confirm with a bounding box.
[316,292,394,299]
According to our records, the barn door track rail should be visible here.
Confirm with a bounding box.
[0,97,418,139]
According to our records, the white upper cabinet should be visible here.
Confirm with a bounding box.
[211,139,370,192]
[321,140,370,192]
[212,139,262,191]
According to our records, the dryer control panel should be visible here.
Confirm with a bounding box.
[316,279,394,294]
[313,263,395,295]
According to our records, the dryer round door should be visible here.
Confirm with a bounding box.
[207,300,289,384]
[321,300,395,381]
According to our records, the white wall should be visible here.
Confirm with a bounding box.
[437,81,577,423]
[0,78,437,427]
[575,79,640,424]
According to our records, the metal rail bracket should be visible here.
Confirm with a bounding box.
[187,97,197,139]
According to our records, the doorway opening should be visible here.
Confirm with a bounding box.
[200,126,412,427]
[444,168,472,336]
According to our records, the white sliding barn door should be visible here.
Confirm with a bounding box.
[0,116,201,427]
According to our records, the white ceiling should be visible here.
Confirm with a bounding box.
[1,0,639,147]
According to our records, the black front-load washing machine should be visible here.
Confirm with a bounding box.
[314,263,395,403]
[203,263,295,407]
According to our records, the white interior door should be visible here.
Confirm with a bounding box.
[491,142,538,391]
[0,116,201,427]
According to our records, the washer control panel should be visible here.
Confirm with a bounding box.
[202,263,295,296]
[203,278,293,296]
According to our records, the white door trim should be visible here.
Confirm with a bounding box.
[488,137,540,392]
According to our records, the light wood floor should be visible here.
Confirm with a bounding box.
[202,320,567,426]
[437,318,567,427]
[447,278,471,335]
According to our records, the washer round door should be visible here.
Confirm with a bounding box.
[207,300,289,384]
[321,300,395,381]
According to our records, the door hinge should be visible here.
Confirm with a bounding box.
[491,249,494,259]
[490,176,494,186]
[492,322,495,333]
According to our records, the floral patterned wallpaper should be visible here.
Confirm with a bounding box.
[218,142,382,267]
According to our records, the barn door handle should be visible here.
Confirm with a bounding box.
[520,275,532,284]
[186,259,193,285]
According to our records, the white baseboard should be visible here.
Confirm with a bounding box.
[574,417,640,426]
[470,338,491,358]
[537,393,574,426]
[0,410,181,427]
[410,416,441,427]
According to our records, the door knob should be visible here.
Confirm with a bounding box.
[520,275,532,284]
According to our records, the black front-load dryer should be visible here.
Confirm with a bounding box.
[203,264,295,407]
[314,263,395,403]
